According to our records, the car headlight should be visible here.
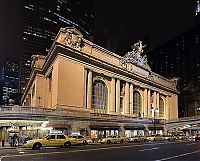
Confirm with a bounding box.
[25,141,33,144]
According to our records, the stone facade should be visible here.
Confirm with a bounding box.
[21,27,179,137]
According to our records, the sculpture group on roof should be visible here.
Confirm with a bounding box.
[120,40,151,71]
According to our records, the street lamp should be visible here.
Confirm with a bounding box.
[151,107,159,135]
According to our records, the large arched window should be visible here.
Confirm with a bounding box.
[159,97,164,117]
[92,80,108,113]
[133,91,141,116]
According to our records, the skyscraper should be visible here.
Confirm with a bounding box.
[0,58,19,105]
[20,0,94,91]
[195,0,200,24]
[147,24,200,117]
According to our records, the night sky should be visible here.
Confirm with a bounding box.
[0,0,23,63]
[94,0,196,55]
[0,0,196,63]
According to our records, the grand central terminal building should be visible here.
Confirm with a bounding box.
[21,27,178,138]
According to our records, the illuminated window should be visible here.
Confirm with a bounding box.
[133,91,141,115]
[196,0,200,15]
[92,80,108,113]
[120,97,123,112]
[57,5,60,11]
[159,98,164,117]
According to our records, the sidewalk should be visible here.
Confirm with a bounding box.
[0,141,23,149]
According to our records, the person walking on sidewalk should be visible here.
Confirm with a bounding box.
[11,133,17,147]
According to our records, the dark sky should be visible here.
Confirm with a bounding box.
[0,0,23,63]
[0,0,196,62]
[94,0,196,55]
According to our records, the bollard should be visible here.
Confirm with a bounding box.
[2,140,5,147]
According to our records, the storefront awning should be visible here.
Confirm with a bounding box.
[49,124,71,129]
[125,126,145,130]
[90,125,120,130]
[148,126,164,130]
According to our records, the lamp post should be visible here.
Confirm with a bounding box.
[152,107,159,135]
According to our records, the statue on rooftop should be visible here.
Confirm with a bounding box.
[120,40,151,71]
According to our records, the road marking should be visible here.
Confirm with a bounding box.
[155,150,200,161]
[140,147,159,152]
[0,141,185,158]
[0,154,8,161]
[17,147,26,154]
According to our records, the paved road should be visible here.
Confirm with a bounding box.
[0,141,199,161]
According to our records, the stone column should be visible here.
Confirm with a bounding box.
[116,79,120,113]
[147,89,151,118]
[156,92,160,118]
[125,82,130,114]
[153,91,157,109]
[130,84,133,114]
[86,126,91,137]
[119,126,125,136]
[84,68,88,108]
[144,125,149,136]
[143,89,148,117]
[110,77,116,113]
[30,91,33,106]
[87,70,92,109]
[165,96,169,120]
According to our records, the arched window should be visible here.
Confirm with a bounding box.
[92,80,108,113]
[159,98,164,117]
[133,91,141,116]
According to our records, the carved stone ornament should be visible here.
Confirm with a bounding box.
[147,74,154,81]
[171,77,178,89]
[64,28,83,48]
[93,75,105,82]
[120,40,151,71]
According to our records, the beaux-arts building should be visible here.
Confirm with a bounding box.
[21,27,178,138]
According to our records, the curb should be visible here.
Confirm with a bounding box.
[0,145,23,150]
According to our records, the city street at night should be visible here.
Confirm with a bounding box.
[0,141,199,161]
[0,1,200,161]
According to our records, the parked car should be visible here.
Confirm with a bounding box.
[176,135,188,141]
[127,136,148,143]
[193,133,200,141]
[23,134,87,150]
[98,135,126,144]
[162,135,177,141]
[85,137,93,144]
[146,134,164,142]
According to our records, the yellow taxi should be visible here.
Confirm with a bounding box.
[128,136,148,143]
[146,134,164,142]
[162,135,177,141]
[98,135,126,144]
[23,134,87,150]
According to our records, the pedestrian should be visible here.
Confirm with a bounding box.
[12,133,17,147]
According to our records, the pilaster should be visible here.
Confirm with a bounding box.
[116,79,120,113]
[110,77,116,113]
[87,70,92,109]
[143,89,148,117]
[125,82,130,114]
[130,84,133,114]
[147,89,151,117]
